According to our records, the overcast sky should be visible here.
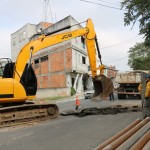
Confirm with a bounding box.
[0,0,144,71]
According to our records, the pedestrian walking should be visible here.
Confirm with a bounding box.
[109,92,114,101]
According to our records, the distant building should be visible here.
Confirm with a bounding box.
[107,65,117,78]
[11,22,52,61]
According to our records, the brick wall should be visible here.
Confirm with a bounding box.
[49,51,64,72]
[65,48,72,70]
[33,48,72,89]
[41,61,49,74]
[36,76,41,88]
[34,64,40,75]
[49,74,66,88]
[41,75,49,88]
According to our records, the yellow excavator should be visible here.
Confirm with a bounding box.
[0,19,113,126]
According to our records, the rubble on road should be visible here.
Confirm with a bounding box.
[61,105,142,117]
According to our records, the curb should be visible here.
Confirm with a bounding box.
[55,95,85,104]
[36,94,85,104]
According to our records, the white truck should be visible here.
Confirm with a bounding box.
[114,71,142,99]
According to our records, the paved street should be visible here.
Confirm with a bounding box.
[0,98,142,150]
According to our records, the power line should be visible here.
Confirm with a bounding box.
[97,0,121,6]
[100,36,140,50]
[103,56,128,63]
[103,53,128,59]
[80,0,122,10]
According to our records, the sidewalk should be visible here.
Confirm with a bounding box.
[35,92,142,109]
[35,92,85,104]
[55,92,85,103]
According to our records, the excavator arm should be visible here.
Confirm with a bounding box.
[14,19,113,100]
[14,19,97,81]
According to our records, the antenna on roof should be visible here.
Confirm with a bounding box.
[42,0,54,23]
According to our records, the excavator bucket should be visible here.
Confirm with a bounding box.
[92,75,114,101]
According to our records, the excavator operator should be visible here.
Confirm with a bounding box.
[138,74,150,117]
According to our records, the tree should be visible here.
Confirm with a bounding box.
[121,0,150,46]
[128,42,150,70]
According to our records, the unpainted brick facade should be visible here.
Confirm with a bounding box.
[33,46,72,90]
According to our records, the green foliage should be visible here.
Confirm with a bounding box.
[121,0,150,46]
[45,96,68,100]
[70,87,76,96]
[128,42,150,70]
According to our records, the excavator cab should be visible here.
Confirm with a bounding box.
[0,58,37,96]
[0,58,14,78]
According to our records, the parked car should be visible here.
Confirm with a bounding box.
[84,87,94,99]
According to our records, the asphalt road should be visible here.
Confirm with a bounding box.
[0,98,142,150]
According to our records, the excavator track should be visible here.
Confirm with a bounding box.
[0,103,59,127]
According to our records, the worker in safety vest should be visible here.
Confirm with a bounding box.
[138,74,150,117]
[138,74,150,98]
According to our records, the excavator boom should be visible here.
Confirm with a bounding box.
[14,18,113,100]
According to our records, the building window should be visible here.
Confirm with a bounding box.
[71,78,75,87]
[81,36,85,49]
[41,56,48,62]
[13,37,16,45]
[34,59,39,64]
[88,65,90,71]
[0,67,3,76]
[22,31,26,40]
[78,54,80,63]
[82,56,86,64]
[19,33,22,42]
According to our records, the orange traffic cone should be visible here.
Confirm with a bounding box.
[75,96,80,110]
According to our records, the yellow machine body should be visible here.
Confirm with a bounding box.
[0,78,35,103]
